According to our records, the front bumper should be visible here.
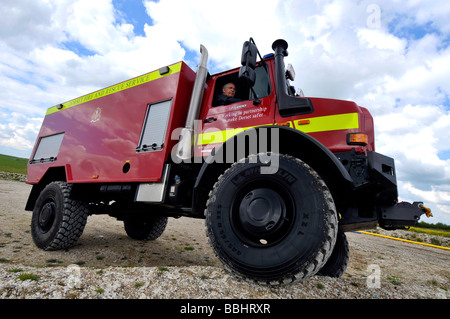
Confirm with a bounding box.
[367,152,432,229]
[378,201,432,230]
[337,150,432,230]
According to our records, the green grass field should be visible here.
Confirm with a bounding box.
[409,226,450,238]
[0,154,28,174]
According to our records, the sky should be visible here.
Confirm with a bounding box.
[0,0,449,225]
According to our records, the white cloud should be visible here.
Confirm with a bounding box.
[143,0,283,71]
[374,103,450,224]
[64,0,133,55]
[357,28,407,51]
[0,0,64,52]
[0,112,42,151]
[400,182,450,224]
[395,0,450,34]
[375,104,450,180]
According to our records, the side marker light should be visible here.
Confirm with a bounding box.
[347,133,368,146]
[297,119,310,125]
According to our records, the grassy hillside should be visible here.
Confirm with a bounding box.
[0,154,28,175]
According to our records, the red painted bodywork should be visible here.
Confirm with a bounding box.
[196,57,374,156]
[27,62,195,184]
[27,57,375,185]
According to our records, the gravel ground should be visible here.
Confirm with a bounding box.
[0,179,449,300]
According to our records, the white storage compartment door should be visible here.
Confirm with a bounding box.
[137,99,172,152]
[31,133,65,163]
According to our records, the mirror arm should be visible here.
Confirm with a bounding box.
[249,37,268,72]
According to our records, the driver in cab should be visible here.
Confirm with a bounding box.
[215,82,243,106]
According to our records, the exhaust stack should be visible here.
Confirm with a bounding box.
[176,44,209,161]
[272,39,313,117]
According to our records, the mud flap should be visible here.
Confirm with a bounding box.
[378,201,432,230]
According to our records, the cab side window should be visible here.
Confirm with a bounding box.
[250,64,271,100]
[213,64,271,107]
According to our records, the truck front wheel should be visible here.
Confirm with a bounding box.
[205,154,338,284]
[31,181,89,251]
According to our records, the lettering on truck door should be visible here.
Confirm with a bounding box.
[198,63,276,158]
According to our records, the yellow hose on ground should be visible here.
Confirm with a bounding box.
[356,231,450,251]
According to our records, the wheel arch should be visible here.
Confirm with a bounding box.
[25,166,67,211]
[192,125,354,216]
[276,126,354,212]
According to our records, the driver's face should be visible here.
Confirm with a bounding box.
[223,84,236,97]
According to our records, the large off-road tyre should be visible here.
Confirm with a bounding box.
[318,231,349,278]
[205,154,338,284]
[31,181,89,251]
[124,215,168,240]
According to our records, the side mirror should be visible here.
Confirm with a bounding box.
[239,40,258,87]
[241,41,257,69]
[286,63,295,81]
[238,66,256,86]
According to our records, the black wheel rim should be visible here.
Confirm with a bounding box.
[38,200,56,233]
[231,181,295,247]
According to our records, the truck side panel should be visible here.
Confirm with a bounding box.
[27,62,195,185]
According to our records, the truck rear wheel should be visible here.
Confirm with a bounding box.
[123,215,168,240]
[205,154,338,284]
[318,231,349,278]
[31,181,88,251]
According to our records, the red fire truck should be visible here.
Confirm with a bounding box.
[26,38,431,284]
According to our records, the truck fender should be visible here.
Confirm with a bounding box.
[192,125,354,216]
[25,166,67,211]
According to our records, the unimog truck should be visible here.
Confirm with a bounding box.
[26,38,431,284]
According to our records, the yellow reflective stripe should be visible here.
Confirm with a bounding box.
[198,127,246,145]
[197,113,359,146]
[293,113,359,133]
[46,63,183,115]
[198,124,271,145]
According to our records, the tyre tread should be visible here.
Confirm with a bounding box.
[34,181,88,251]
[205,153,338,285]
